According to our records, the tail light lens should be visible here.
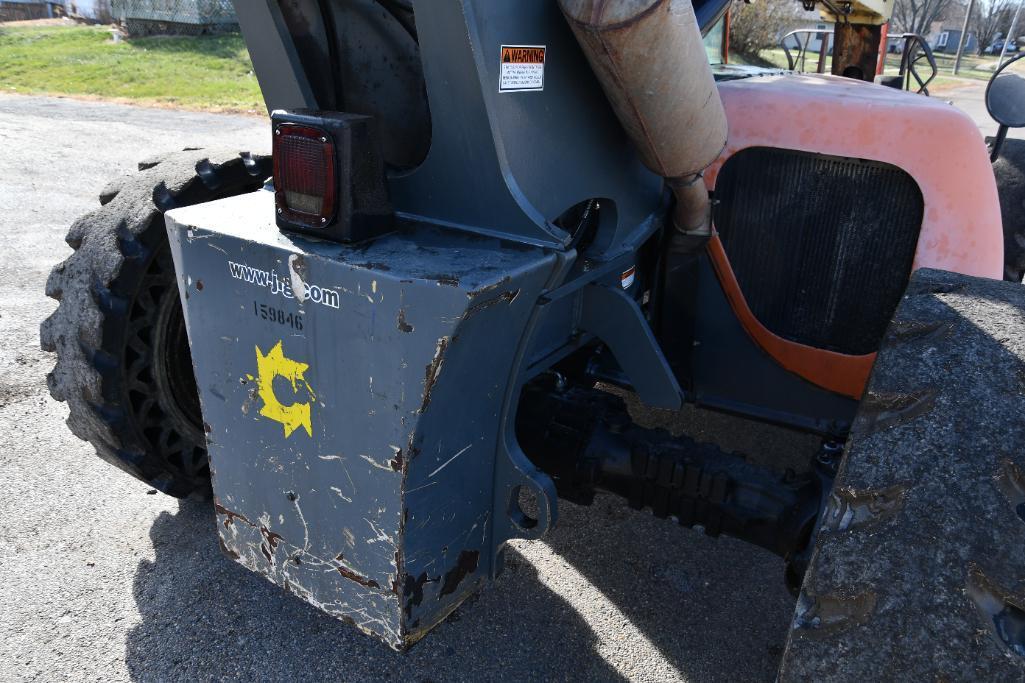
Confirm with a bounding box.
[273,123,336,228]
[271,109,393,244]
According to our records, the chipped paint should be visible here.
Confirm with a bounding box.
[360,454,396,472]
[439,550,480,597]
[397,309,414,333]
[463,289,520,320]
[330,486,353,503]
[419,337,449,413]
[288,254,308,302]
[167,196,561,649]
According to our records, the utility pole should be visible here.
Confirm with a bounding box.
[997,0,1024,68]
[954,0,977,74]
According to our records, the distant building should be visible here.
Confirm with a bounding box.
[67,0,111,21]
[0,0,236,30]
[928,24,978,54]
[110,0,236,34]
[784,22,833,55]
[0,0,66,21]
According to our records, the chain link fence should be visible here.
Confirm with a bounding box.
[111,0,236,35]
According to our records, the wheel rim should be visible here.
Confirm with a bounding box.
[124,245,207,481]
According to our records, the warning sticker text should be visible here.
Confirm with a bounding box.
[500,45,545,92]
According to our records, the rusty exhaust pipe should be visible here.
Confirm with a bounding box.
[558,0,728,238]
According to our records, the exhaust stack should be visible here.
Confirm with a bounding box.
[558,0,728,236]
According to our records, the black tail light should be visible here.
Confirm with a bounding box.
[271,110,393,243]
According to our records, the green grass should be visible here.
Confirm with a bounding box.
[759,46,1002,85]
[0,23,262,112]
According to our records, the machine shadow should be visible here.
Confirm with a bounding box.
[528,401,820,682]
[539,491,796,683]
[125,499,627,682]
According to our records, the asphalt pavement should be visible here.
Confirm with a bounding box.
[0,87,1006,682]
[936,79,1025,141]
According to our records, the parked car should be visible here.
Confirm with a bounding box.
[986,39,1019,54]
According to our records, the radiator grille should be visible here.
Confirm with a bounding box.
[713,147,924,356]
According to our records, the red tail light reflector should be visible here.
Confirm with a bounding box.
[271,109,393,243]
[273,123,336,228]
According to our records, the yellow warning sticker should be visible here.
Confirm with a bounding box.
[253,340,316,438]
[500,45,546,92]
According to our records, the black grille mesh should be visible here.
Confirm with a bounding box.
[713,147,924,355]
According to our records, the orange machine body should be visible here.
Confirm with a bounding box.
[704,73,1003,399]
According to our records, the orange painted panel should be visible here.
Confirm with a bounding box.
[704,74,1003,397]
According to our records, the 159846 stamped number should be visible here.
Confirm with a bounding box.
[253,301,304,331]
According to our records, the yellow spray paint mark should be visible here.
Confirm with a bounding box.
[254,340,316,438]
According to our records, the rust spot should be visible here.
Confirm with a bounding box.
[403,572,432,618]
[334,555,382,589]
[390,448,404,472]
[420,338,449,413]
[260,526,283,562]
[397,310,414,333]
[391,548,404,596]
[196,280,204,291]
[439,550,480,598]
[463,290,520,321]
[214,503,254,528]
[203,422,213,434]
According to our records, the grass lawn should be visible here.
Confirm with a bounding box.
[0,22,263,113]
[759,46,1002,85]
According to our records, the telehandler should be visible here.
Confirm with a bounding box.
[39,0,1025,677]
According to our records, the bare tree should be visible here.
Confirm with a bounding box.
[970,0,1016,52]
[893,0,956,34]
[728,0,812,62]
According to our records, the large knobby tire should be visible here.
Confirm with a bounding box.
[40,149,271,497]
[995,138,1025,281]
[780,269,1025,680]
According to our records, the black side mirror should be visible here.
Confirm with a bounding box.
[986,52,1025,162]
